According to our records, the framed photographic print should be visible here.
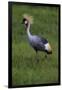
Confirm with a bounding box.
[8,1,60,88]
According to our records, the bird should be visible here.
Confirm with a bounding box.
[22,14,52,59]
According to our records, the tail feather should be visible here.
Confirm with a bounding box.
[45,43,52,54]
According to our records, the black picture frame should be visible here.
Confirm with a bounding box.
[8,1,61,88]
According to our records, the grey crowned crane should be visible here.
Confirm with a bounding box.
[22,14,52,58]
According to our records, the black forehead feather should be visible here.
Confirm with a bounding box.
[23,18,27,22]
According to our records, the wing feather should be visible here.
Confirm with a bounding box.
[29,35,48,51]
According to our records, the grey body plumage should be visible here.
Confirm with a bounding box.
[28,35,48,52]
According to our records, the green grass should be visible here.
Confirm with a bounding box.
[12,4,59,86]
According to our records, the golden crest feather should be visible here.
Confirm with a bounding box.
[23,14,33,24]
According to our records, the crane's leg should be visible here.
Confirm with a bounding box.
[45,54,51,60]
[36,51,39,63]
[45,54,47,58]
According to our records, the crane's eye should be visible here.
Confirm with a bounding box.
[24,20,28,24]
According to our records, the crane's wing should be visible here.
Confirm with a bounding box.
[34,35,48,44]
[30,35,48,51]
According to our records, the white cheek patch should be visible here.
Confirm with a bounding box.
[45,43,52,52]
[25,21,28,24]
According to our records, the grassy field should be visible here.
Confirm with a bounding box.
[12,4,59,86]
